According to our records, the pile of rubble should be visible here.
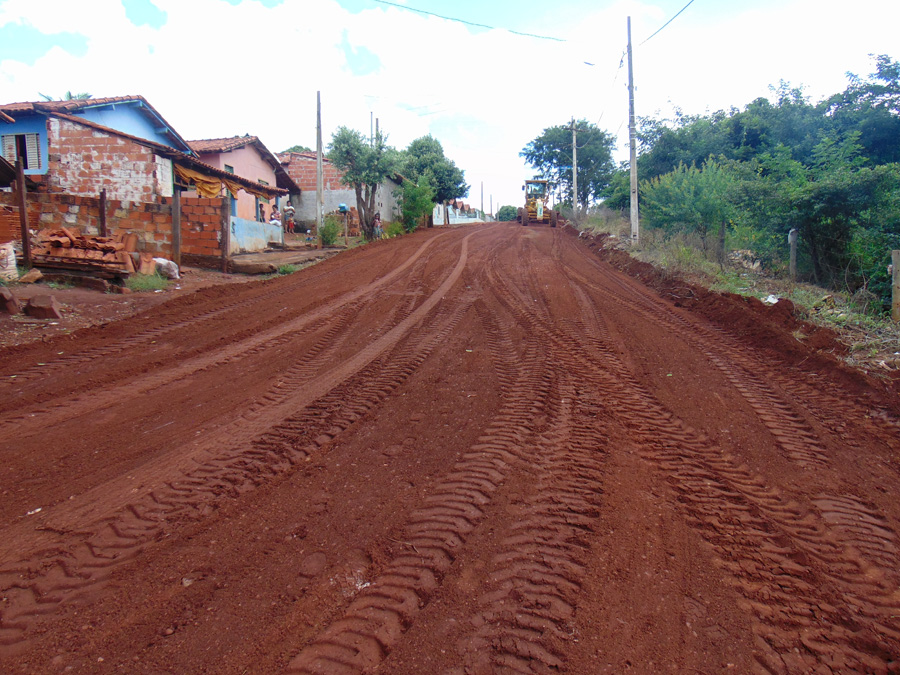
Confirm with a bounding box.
[32,227,137,276]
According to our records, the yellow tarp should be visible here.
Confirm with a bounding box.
[173,164,275,200]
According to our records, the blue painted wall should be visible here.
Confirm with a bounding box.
[0,116,48,175]
[229,216,283,254]
[77,102,179,149]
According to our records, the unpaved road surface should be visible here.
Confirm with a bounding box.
[1,223,899,674]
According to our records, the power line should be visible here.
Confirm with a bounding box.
[371,0,566,42]
[639,0,696,46]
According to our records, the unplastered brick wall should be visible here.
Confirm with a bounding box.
[0,206,19,244]
[45,117,160,203]
[181,197,225,259]
[0,191,175,256]
[280,154,345,191]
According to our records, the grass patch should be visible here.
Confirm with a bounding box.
[277,264,299,275]
[126,272,170,292]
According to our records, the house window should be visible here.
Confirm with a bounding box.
[1,133,41,170]
[224,165,237,216]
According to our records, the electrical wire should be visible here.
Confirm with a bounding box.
[639,0,696,46]
[371,0,566,42]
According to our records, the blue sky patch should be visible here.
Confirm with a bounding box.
[122,0,167,29]
[340,32,381,77]
[0,23,88,66]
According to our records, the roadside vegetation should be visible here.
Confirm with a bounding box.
[125,272,169,292]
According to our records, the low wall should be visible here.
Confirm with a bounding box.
[229,217,282,255]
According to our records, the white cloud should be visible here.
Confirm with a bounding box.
[1,0,898,211]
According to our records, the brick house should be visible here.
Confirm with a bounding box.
[278,151,402,226]
[188,136,300,222]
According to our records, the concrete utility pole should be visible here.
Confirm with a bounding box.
[627,16,639,243]
[570,117,578,219]
[16,160,31,266]
[316,91,324,234]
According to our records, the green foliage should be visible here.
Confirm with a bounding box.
[497,205,518,221]
[277,264,299,275]
[640,158,735,252]
[620,55,900,312]
[400,136,468,204]
[126,273,169,292]
[319,215,342,246]
[399,175,436,232]
[328,127,400,240]
[282,144,312,154]
[39,91,91,101]
[386,221,404,238]
[521,120,616,210]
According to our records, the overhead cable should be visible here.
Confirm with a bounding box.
[639,0,696,46]
[371,0,566,42]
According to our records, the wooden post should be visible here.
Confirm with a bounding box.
[99,188,108,237]
[16,160,31,266]
[221,197,230,274]
[789,228,798,283]
[172,189,182,267]
[892,249,899,323]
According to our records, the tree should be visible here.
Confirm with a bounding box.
[497,205,518,221]
[282,144,312,154]
[521,120,616,211]
[399,174,436,232]
[640,157,736,255]
[400,135,468,224]
[328,127,400,241]
[39,91,92,101]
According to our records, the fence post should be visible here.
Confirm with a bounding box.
[788,228,798,283]
[220,197,230,274]
[892,249,899,323]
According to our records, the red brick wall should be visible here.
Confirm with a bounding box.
[44,118,161,202]
[280,153,345,191]
[0,192,229,265]
[0,191,175,255]
[0,206,19,244]
[181,197,224,258]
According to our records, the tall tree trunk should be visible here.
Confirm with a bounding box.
[717,220,726,269]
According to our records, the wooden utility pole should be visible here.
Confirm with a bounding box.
[570,117,578,220]
[220,196,230,274]
[627,16,639,243]
[99,188,108,237]
[316,91,324,235]
[16,159,31,266]
[172,189,181,267]
[789,228,798,282]
[892,249,899,323]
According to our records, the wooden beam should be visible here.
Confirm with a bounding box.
[172,189,182,267]
[16,159,31,266]
[221,196,230,274]
[99,188,108,237]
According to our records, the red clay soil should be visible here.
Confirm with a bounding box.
[1,223,899,674]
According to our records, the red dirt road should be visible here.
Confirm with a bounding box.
[1,223,899,674]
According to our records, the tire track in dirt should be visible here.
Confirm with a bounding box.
[450,378,608,674]
[0,233,449,401]
[0,233,468,653]
[285,291,555,673]
[530,244,900,671]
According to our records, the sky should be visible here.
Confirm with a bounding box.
[0,0,898,212]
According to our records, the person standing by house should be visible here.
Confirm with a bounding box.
[373,212,383,240]
[258,202,266,223]
[283,203,296,234]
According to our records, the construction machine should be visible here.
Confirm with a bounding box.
[517,179,558,227]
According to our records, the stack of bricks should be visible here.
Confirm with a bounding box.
[181,197,225,259]
[0,206,18,244]
[0,191,175,256]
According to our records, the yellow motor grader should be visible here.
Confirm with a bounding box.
[517,180,558,227]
